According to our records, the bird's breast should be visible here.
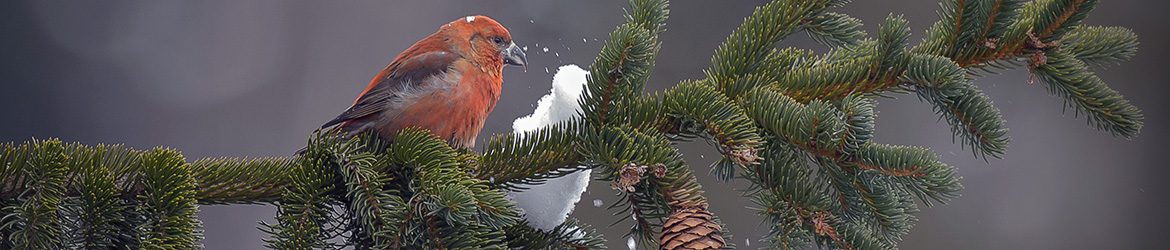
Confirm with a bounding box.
[380,66,502,148]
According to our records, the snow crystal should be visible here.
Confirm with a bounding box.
[465,16,475,23]
[544,67,549,73]
[530,19,534,23]
[583,38,587,43]
[542,47,549,53]
[592,199,603,207]
[555,52,559,57]
[522,46,528,51]
[627,237,636,250]
[506,65,593,232]
[746,238,751,246]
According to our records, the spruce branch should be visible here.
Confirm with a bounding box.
[707,0,838,99]
[663,80,763,182]
[70,151,134,249]
[581,24,659,127]
[1062,25,1139,68]
[191,157,296,204]
[1030,49,1144,138]
[902,53,1010,158]
[776,14,912,103]
[379,128,518,249]
[1026,0,1098,41]
[625,0,669,35]
[337,148,399,248]
[836,95,876,156]
[261,134,343,250]
[745,142,891,250]
[137,148,202,250]
[476,120,586,189]
[850,144,962,207]
[582,126,724,249]
[2,139,67,250]
[741,87,852,158]
[504,219,606,250]
[916,0,1027,66]
[803,12,867,48]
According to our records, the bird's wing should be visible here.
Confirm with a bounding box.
[320,51,461,129]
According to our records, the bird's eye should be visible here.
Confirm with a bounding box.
[492,36,504,44]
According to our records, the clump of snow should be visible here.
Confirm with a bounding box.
[542,47,549,53]
[513,65,588,132]
[627,237,636,250]
[592,199,603,207]
[507,65,592,231]
[465,16,475,23]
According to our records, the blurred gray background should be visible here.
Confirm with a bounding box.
[2,1,1166,249]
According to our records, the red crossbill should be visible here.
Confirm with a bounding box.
[318,15,526,148]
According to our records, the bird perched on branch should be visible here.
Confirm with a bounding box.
[318,15,526,148]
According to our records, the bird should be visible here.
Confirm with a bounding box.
[317,15,526,149]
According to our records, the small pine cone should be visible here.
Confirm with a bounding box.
[660,206,725,250]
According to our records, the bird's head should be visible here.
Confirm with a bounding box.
[444,15,527,72]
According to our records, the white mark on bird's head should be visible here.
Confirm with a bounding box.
[466,16,475,23]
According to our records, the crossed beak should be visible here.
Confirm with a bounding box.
[503,42,527,72]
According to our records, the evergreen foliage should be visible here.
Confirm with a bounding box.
[0,0,1143,249]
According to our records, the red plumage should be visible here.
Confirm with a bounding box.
[319,15,526,148]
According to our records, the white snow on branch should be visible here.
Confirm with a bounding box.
[507,65,592,231]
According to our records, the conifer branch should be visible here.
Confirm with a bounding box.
[1062,26,1138,68]
[1031,50,1143,138]
[777,14,911,103]
[583,126,724,249]
[708,0,837,99]
[261,135,341,250]
[476,121,586,189]
[1027,0,1097,41]
[71,153,127,248]
[581,25,659,127]
[663,80,763,181]
[2,139,67,250]
[741,87,851,158]
[338,151,398,248]
[803,12,866,48]
[191,157,296,204]
[745,143,890,250]
[504,219,606,250]
[138,148,202,249]
[625,0,669,35]
[902,53,1009,158]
